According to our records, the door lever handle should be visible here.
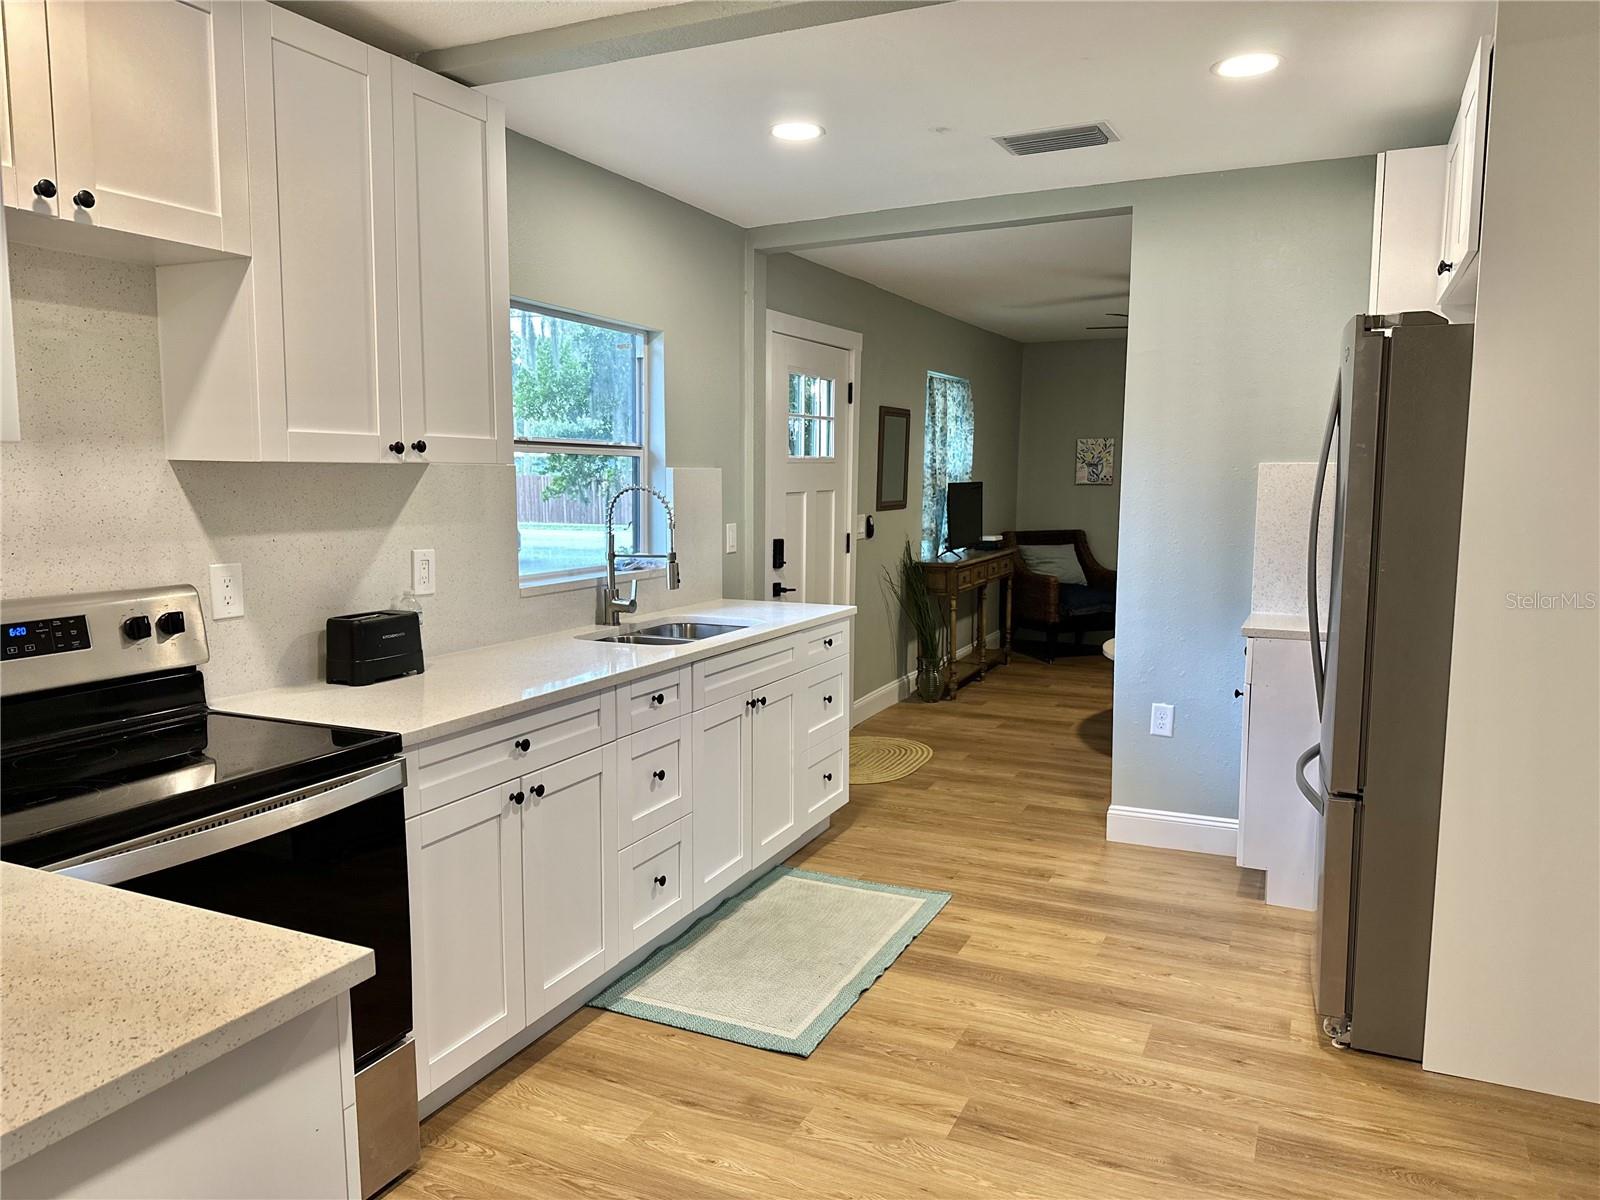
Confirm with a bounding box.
[772,582,797,598]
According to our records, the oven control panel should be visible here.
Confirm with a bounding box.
[0,585,210,697]
[3,615,91,660]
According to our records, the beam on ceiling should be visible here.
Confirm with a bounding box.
[419,0,947,86]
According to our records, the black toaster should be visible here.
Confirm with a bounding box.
[325,610,424,686]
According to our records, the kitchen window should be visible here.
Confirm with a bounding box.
[510,303,650,583]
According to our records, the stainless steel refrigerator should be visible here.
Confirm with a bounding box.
[1295,312,1474,1060]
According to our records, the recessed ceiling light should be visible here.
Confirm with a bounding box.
[1212,52,1282,79]
[771,121,824,142]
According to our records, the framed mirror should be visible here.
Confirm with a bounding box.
[876,407,911,510]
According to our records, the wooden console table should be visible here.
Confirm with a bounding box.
[917,548,1014,699]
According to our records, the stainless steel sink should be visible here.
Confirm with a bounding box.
[593,633,691,646]
[629,622,747,641]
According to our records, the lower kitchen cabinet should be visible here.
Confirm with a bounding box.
[408,782,525,1094]
[750,674,801,863]
[521,747,618,1012]
[620,817,692,955]
[802,735,849,823]
[690,696,750,906]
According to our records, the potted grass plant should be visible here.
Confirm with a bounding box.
[884,540,945,701]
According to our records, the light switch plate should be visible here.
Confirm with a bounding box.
[209,563,244,620]
[1150,703,1174,737]
[724,523,737,554]
[411,549,436,596]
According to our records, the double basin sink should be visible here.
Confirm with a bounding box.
[591,621,747,647]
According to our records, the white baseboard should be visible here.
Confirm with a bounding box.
[851,631,1003,727]
[1105,804,1239,858]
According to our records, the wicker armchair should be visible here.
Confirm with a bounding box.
[1000,529,1116,660]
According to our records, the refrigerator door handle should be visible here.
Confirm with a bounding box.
[1296,743,1325,814]
[1306,374,1341,713]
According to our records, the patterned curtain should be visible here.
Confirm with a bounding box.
[921,372,975,557]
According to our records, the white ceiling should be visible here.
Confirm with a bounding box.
[482,0,1493,228]
[800,216,1132,343]
[280,0,680,58]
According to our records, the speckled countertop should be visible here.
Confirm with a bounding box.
[1242,612,1325,641]
[0,865,372,1169]
[217,599,856,746]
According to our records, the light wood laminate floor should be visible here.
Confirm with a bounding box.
[393,657,1597,1199]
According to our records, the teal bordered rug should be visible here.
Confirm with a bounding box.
[589,866,950,1056]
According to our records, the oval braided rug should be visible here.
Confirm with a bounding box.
[850,736,934,784]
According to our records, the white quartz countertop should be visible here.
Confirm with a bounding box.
[1242,612,1326,641]
[218,599,856,747]
[0,864,372,1169]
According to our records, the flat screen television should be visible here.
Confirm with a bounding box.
[945,481,983,553]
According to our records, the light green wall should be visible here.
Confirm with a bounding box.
[505,133,748,595]
[1016,339,1127,565]
[762,252,1024,703]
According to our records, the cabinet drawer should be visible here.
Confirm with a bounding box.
[802,735,848,823]
[615,666,690,736]
[801,620,849,664]
[693,636,802,710]
[800,659,849,747]
[620,817,692,955]
[413,689,615,817]
[618,719,692,848]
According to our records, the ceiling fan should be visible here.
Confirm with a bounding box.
[1086,312,1128,331]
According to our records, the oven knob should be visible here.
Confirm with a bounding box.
[122,615,152,641]
[156,611,187,637]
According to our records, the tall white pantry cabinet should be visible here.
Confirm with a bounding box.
[0,0,511,466]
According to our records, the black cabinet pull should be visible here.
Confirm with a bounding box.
[32,178,56,199]
[1437,259,1454,276]
[410,439,427,453]
[388,441,406,455]
[72,188,95,209]
[652,769,666,781]
[531,783,545,798]
[758,696,767,707]
[510,790,525,806]
[823,772,833,782]
[823,637,833,648]
[1234,689,1244,698]
[653,874,667,887]
[823,695,833,705]
[650,692,665,705]
[514,738,530,752]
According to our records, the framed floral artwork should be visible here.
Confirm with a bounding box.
[1076,438,1115,485]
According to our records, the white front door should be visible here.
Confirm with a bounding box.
[766,329,854,603]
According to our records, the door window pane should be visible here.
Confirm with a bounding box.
[788,416,835,459]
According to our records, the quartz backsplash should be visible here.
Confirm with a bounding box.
[1249,461,1335,623]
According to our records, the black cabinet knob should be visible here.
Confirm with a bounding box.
[823,638,834,648]
[514,738,530,752]
[1234,688,1244,699]
[72,189,95,209]
[823,772,833,782]
[510,790,525,806]
[823,695,833,705]
[652,769,666,781]
[156,611,186,637]
[653,875,667,887]
[1437,259,1454,276]
[650,692,665,705]
[410,440,427,454]
[531,783,545,798]
[32,178,56,199]
[758,696,767,707]
[121,615,152,641]
[388,441,406,455]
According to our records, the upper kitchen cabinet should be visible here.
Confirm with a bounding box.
[392,63,511,465]
[1436,36,1491,319]
[1,0,249,262]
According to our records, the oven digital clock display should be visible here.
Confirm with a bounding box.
[2,615,91,659]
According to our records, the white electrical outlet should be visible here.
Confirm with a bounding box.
[724,523,738,554]
[411,549,436,596]
[209,563,245,620]
[1150,703,1174,737]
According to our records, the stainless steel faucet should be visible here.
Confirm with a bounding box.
[597,484,679,625]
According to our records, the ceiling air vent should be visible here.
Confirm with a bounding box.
[994,122,1119,157]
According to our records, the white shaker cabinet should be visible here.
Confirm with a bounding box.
[392,61,511,465]
[520,747,618,1013]
[691,695,752,906]
[749,674,802,864]
[1,0,248,257]
[408,782,525,1095]
[1436,36,1492,318]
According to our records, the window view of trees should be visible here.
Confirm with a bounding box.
[510,307,646,578]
